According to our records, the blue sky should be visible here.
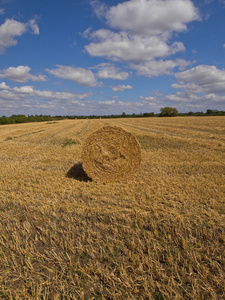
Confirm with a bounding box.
[0,0,225,116]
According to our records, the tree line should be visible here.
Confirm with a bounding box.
[0,108,225,125]
[0,114,64,125]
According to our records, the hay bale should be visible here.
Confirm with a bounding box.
[82,126,141,183]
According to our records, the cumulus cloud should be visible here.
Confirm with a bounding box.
[0,82,92,110]
[95,95,163,115]
[165,91,199,103]
[173,65,225,93]
[139,96,156,102]
[0,66,46,82]
[0,19,26,52]
[0,82,97,116]
[94,63,129,80]
[164,91,225,112]
[131,59,190,77]
[0,18,39,53]
[106,0,200,35]
[13,86,34,94]
[138,95,162,110]
[1,80,224,116]
[163,65,225,111]
[85,0,199,62]
[111,84,133,92]
[0,82,10,89]
[46,65,99,87]
[85,29,185,62]
[99,100,116,105]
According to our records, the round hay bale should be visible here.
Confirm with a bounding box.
[82,126,141,183]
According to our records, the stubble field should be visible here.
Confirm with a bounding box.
[0,116,225,299]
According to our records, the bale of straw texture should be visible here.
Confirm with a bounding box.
[82,126,141,183]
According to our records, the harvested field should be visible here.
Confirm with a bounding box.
[0,116,225,299]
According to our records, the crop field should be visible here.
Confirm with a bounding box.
[0,116,225,299]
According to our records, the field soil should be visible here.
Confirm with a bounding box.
[0,116,225,299]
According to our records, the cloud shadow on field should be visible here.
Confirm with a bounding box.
[66,162,92,182]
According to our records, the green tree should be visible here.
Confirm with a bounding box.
[0,116,9,125]
[159,107,178,117]
[143,112,154,117]
[206,109,213,115]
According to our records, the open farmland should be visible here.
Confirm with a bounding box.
[0,116,225,299]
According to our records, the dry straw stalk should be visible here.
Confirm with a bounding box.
[82,126,141,182]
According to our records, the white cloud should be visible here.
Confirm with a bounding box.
[74,92,93,100]
[0,8,4,15]
[85,29,185,62]
[94,96,163,115]
[165,91,199,103]
[1,81,224,116]
[33,90,90,101]
[0,19,40,53]
[0,19,26,52]
[165,91,225,112]
[0,83,95,116]
[111,84,133,92]
[203,93,225,103]
[131,59,190,77]
[0,82,9,89]
[46,65,99,87]
[0,83,92,100]
[138,95,162,110]
[28,19,40,35]
[0,66,46,82]
[173,65,225,93]
[33,90,93,101]
[0,89,24,101]
[99,100,116,105]
[91,0,108,19]
[85,0,199,62]
[13,86,34,94]
[94,63,129,80]
[223,44,225,49]
[106,0,200,35]
[139,96,156,102]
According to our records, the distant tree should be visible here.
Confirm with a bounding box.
[188,111,194,116]
[206,109,223,115]
[0,116,9,125]
[195,111,204,116]
[206,109,213,115]
[143,112,154,117]
[159,107,178,117]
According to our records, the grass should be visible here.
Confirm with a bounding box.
[0,117,224,299]
[62,138,80,148]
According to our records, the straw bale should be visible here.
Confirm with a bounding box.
[82,126,141,182]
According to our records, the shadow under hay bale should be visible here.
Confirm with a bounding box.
[66,162,92,182]
[82,126,141,183]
